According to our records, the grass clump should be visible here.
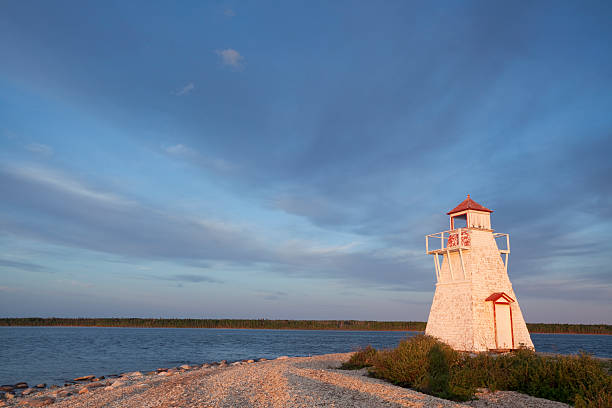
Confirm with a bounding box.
[342,335,612,407]
[369,335,472,400]
[340,345,377,369]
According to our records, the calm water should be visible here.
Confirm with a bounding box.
[0,327,610,386]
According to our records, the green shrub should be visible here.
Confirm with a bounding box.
[367,335,471,400]
[453,348,612,406]
[340,345,377,369]
[342,335,612,406]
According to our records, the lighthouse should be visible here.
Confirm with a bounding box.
[425,195,534,352]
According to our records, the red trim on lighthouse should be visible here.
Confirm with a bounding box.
[447,194,493,215]
[485,292,515,303]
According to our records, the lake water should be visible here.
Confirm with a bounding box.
[1,327,610,386]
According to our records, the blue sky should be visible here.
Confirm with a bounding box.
[1,1,611,323]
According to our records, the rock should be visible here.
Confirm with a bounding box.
[14,382,28,389]
[219,360,227,364]
[0,386,13,392]
[21,388,35,395]
[230,362,242,366]
[56,390,72,398]
[87,382,105,389]
[246,359,255,363]
[201,364,211,368]
[157,371,170,376]
[20,397,55,407]
[109,381,124,388]
[5,393,15,399]
[276,356,289,360]
[179,364,190,370]
[123,371,143,377]
[78,387,90,394]
[49,386,59,390]
[146,371,156,375]
[0,400,6,407]
[257,358,267,362]
[73,375,95,382]
[35,384,46,389]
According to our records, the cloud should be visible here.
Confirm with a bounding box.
[164,144,234,172]
[56,279,94,289]
[257,290,287,301]
[172,274,222,283]
[215,49,244,69]
[0,258,52,273]
[136,273,223,284]
[224,8,235,17]
[174,82,195,96]
[25,143,53,156]
[165,143,197,156]
[0,163,420,289]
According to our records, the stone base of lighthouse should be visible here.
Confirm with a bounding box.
[425,229,533,352]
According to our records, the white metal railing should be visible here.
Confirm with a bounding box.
[425,229,511,282]
[425,228,471,282]
[425,228,471,254]
[493,232,510,273]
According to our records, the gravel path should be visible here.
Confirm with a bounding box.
[1,353,569,408]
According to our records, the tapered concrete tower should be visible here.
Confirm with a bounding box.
[425,196,533,352]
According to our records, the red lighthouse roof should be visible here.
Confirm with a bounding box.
[447,195,493,215]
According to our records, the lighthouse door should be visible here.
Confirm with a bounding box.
[495,303,513,349]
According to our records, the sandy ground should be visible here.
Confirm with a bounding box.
[1,353,569,408]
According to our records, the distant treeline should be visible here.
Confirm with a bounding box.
[0,318,609,334]
[0,318,425,331]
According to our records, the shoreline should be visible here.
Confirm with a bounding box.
[2,325,610,336]
[2,319,610,336]
[0,353,571,408]
[2,348,610,394]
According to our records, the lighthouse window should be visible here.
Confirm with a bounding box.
[452,214,467,229]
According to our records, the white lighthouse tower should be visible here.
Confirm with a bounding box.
[425,195,534,352]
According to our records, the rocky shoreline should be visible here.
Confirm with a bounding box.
[0,356,269,406]
[0,353,569,407]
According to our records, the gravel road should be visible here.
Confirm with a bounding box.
[1,353,569,407]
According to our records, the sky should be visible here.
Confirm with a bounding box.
[1,1,611,323]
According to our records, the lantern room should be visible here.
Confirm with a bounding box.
[447,194,493,230]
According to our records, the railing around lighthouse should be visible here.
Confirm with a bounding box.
[425,228,471,282]
[493,232,510,273]
[425,229,511,282]
[425,228,471,255]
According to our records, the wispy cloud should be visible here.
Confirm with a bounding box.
[257,290,287,301]
[164,144,234,172]
[0,258,52,273]
[56,279,94,289]
[0,162,417,289]
[3,165,129,206]
[172,274,222,283]
[165,143,197,156]
[216,49,244,70]
[224,8,235,17]
[135,273,223,284]
[174,82,195,96]
[25,143,53,156]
